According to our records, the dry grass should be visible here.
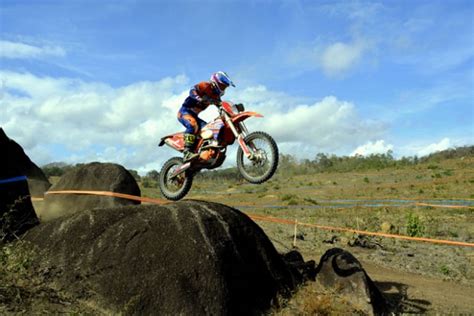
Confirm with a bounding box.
[0,241,99,314]
[270,282,359,316]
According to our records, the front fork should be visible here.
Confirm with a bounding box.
[223,113,257,159]
[170,161,191,179]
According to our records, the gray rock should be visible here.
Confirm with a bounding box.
[0,128,51,196]
[25,200,301,315]
[315,248,388,315]
[0,128,40,241]
[43,162,140,219]
[0,178,39,242]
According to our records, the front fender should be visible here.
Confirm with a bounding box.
[231,111,263,124]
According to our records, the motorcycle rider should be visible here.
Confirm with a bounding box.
[177,71,235,162]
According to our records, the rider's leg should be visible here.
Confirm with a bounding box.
[177,110,200,162]
[183,133,198,161]
[197,117,207,130]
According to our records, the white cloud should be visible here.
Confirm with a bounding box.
[351,140,393,156]
[286,39,369,77]
[0,71,386,171]
[416,138,451,157]
[0,40,66,59]
[320,41,367,76]
[230,87,387,157]
[395,136,473,158]
[0,71,189,171]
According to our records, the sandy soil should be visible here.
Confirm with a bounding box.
[361,260,474,314]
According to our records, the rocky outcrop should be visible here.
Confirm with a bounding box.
[0,128,51,197]
[25,200,302,315]
[0,176,39,242]
[315,248,388,315]
[42,162,141,219]
[0,129,40,241]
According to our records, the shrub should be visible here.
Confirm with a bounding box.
[146,170,160,181]
[442,169,453,176]
[281,194,298,201]
[142,178,154,188]
[439,265,450,276]
[303,197,318,205]
[406,212,425,237]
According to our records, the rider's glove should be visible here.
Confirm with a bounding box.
[202,95,221,106]
[201,95,212,104]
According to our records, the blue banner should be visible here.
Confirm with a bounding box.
[0,175,28,185]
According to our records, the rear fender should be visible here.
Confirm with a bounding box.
[159,132,185,151]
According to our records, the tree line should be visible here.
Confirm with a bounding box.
[41,145,473,182]
[196,145,474,181]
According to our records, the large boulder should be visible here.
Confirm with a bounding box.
[25,200,302,315]
[42,162,141,220]
[0,128,51,196]
[0,176,39,242]
[0,129,40,241]
[315,248,388,315]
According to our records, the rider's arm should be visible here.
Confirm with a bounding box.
[189,85,203,103]
[194,82,222,106]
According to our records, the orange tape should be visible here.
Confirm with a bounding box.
[413,202,473,209]
[230,202,473,210]
[37,190,473,247]
[247,213,474,248]
[288,194,474,202]
[45,190,168,205]
[37,194,473,209]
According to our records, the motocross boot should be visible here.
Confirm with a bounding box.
[183,133,199,162]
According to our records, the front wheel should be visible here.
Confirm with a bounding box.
[159,157,193,200]
[236,131,279,184]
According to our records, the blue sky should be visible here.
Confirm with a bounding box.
[1,0,473,173]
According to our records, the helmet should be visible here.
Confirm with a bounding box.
[210,71,235,96]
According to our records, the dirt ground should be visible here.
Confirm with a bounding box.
[245,218,473,314]
[362,260,474,314]
[28,156,474,314]
[177,156,474,314]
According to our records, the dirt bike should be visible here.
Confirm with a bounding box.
[158,101,279,200]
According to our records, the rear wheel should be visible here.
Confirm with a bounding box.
[159,157,193,200]
[236,131,279,184]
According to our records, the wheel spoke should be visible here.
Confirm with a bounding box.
[159,157,193,200]
[241,137,275,179]
[237,131,278,184]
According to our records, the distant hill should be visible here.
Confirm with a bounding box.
[420,145,474,162]
[41,162,69,169]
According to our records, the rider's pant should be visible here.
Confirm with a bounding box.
[177,107,207,134]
